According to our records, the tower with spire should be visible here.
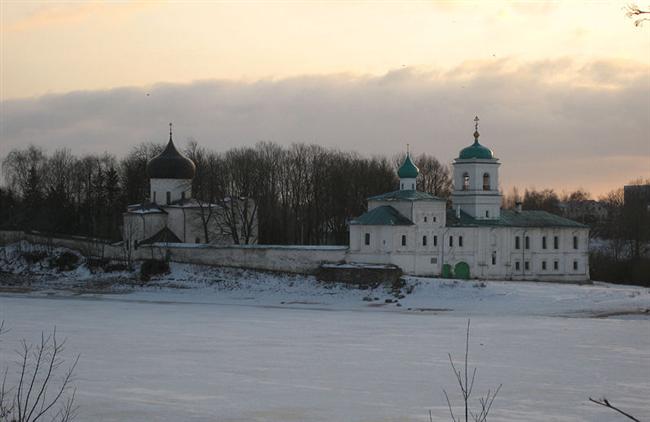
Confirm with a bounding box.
[450,116,501,219]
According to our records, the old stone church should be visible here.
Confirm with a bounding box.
[122,125,258,249]
[348,118,590,281]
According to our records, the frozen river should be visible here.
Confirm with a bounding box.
[0,294,648,422]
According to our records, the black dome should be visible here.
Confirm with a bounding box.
[147,137,196,180]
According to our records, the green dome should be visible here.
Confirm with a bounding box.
[458,130,494,160]
[397,153,419,178]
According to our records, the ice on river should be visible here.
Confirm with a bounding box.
[1,292,649,422]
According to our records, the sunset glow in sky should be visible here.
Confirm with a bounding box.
[1,1,649,196]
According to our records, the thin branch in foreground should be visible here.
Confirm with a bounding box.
[439,319,501,422]
[589,397,642,422]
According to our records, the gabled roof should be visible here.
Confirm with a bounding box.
[368,189,446,202]
[446,209,589,228]
[139,226,182,245]
[350,205,414,226]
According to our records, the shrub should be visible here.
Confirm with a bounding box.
[21,250,47,264]
[589,252,650,287]
[140,259,170,281]
[49,251,80,271]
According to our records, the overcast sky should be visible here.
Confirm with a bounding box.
[1,1,648,196]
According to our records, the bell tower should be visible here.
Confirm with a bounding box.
[451,117,501,219]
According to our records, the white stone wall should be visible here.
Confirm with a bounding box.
[348,224,590,281]
[1,231,345,275]
[399,177,417,191]
[141,244,347,274]
[150,178,192,205]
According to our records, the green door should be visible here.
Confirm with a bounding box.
[442,263,453,278]
[454,262,470,279]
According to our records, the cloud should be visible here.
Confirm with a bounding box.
[1,58,648,195]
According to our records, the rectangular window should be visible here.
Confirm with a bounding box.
[422,235,427,246]
[485,210,489,218]
[364,233,370,245]
[515,236,520,249]
[554,236,559,249]
[449,236,453,247]
[491,252,496,265]
[181,191,186,200]
[573,260,578,271]
[153,191,157,203]
[401,235,406,246]
[525,261,530,271]
[542,236,547,249]
[166,191,171,205]
[525,236,530,249]
[430,257,438,264]
[424,216,428,223]
[459,236,464,247]
[554,260,559,270]
[433,235,438,247]
[573,236,578,249]
[515,261,520,271]
[542,261,547,270]
[433,216,437,222]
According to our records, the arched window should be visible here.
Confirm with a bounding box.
[483,173,490,190]
[462,173,470,191]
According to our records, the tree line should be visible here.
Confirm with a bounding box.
[0,142,452,245]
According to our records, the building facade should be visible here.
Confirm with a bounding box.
[349,118,590,281]
[123,125,258,249]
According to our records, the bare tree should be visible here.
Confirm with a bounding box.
[589,397,641,421]
[0,324,78,422]
[441,320,501,422]
[626,3,650,26]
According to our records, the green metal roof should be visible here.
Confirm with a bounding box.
[350,205,414,226]
[397,154,419,178]
[458,141,494,160]
[458,129,495,160]
[368,189,446,202]
[446,209,589,228]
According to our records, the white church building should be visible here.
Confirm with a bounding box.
[123,124,257,249]
[348,118,590,282]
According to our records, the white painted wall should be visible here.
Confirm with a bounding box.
[399,177,416,191]
[150,178,192,205]
[349,224,590,281]
[451,159,501,219]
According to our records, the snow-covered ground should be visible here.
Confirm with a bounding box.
[1,242,649,421]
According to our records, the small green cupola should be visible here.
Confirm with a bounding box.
[398,151,419,179]
[398,146,419,191]
[458,116,494,160]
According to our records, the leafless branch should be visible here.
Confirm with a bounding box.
[0,325,78,422]
[626,4,650,26]
[439,319,501,422]
[589,397,641,422]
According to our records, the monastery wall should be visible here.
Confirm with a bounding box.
[0,231,347,275]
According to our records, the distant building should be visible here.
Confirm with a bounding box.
[348,117,590,281]
[122,124,257,249]
[559,199,608,223]
[624,184,650,212]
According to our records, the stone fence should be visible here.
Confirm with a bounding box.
[0,231,348,274]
